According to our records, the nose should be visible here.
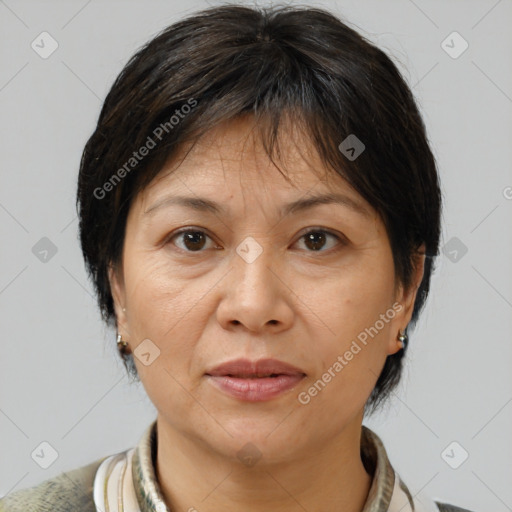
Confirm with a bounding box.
[215,241,294,334]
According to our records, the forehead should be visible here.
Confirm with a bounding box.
[139,115,354,207]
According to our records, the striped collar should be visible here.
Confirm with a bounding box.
[93,420,439,512]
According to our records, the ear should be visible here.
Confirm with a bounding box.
[108,263,130,339]
[386,244,426,355]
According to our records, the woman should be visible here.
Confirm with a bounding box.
[0,4,475,512]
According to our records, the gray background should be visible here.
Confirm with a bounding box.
[1,0,511,510]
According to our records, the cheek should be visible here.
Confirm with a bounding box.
[124,254,198,337]
[299,260,396,411]
[297,310,391,427]
[122,255,208,394]
[125,259,205,420]
[311,250,396,341]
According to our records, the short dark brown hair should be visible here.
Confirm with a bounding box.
[76,4,442,415]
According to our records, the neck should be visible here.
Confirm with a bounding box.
[154,414,373,512]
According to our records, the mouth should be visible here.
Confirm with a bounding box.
[205,358,306,402]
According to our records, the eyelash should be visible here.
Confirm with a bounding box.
[166,227,346,254]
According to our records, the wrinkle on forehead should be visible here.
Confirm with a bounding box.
[143,111,336,201]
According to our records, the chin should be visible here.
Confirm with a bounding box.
[212,415,308,459]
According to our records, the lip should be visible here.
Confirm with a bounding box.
[205,358,306,402]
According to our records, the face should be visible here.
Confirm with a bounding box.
[110,115,423,463]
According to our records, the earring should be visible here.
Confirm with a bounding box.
[397,329,408,350]
[117,333,129,352]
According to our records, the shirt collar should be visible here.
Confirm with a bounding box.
[131,421,406,512]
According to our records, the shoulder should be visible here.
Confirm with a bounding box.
[0,456,106,512]
[436,501,477,512]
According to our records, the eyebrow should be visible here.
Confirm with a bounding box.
[144,192,372,219]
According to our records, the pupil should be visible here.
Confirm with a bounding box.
[305,232,325,251]
[184,231,205,251]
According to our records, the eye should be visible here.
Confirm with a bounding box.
[168,229,217,252]
[166,227,345,253]
[294,228,345,252]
